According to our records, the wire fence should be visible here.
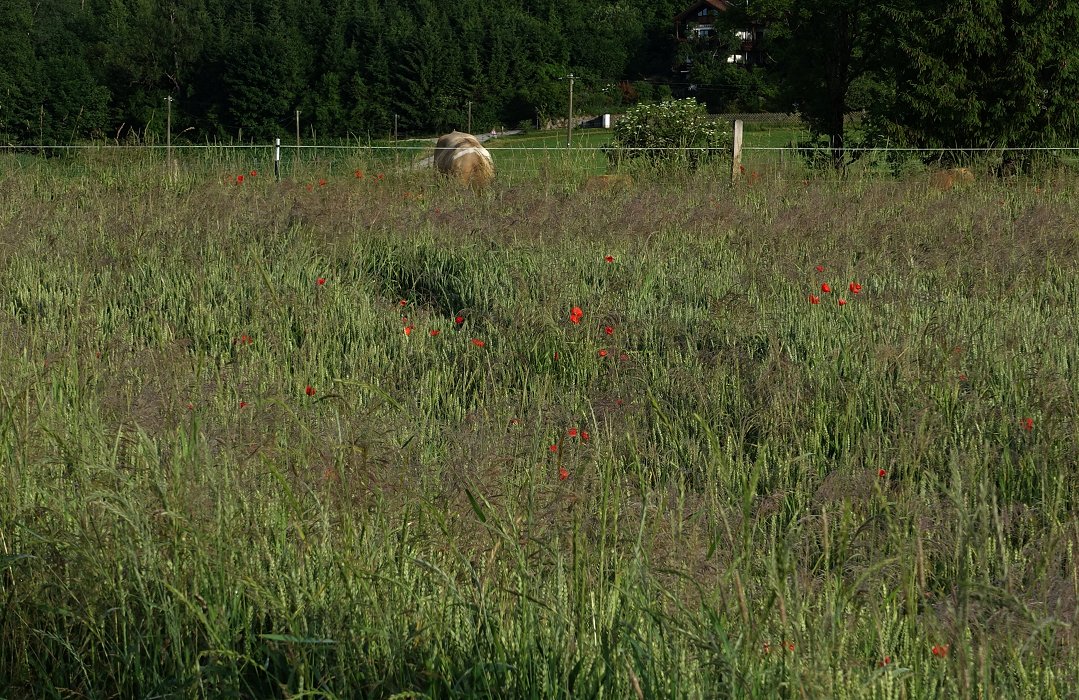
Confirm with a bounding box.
[3,128,1078,185]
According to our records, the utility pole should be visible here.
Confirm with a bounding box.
[467,101,472,134]
[566,73,575,147]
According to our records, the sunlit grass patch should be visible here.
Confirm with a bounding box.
[0,153,1077,697]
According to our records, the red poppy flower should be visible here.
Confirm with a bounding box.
[809,294,820,304]
[403,326,413,336]
[236,174,244,184]
[838,298,847,306]
[568,428,579,438]
[605,255,614,263]
[250,169,258,177]
[316,277,326,286]
[1021,417,1033,431]
[471,338,485,347]
[429,329,441,337]
[549,444,558,453]
[784,641,795,652]
[570,306,583,324]
[454,315,464,324]
[815,265,824,272]
[958,373,968,381]
[305,184,313,192]
[559,466,569,481]
[581,431,590,441]
[878,468,887,478]
[399,299,407,307]
[187,402,194,410]
[239,401,248,408]
[932,645,949,658]
[879,656,891,667]
[553,352,560,360]
[305,385,316,396]
[318,178,327,187]
[604,325,614,335]
[354,170,364,178]
[598,349,608,358]
[849,282,863,294]
[821,283,831,293]
[377,173,384,180]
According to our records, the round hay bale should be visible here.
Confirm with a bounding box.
[434,131,495,189]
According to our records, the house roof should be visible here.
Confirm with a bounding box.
[674,0,732,24]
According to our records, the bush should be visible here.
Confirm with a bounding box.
[608,98,731,169]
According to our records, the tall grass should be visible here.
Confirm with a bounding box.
[0,152,1077,698]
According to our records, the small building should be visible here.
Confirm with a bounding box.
[674,0,765,66]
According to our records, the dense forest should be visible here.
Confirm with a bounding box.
[0,0,703,144]
[1,0,1078,150]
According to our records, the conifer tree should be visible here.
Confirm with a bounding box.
[747,0,885,166]
[877,0,1079,164]
[0,0,37,142]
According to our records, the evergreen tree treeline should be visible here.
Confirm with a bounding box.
[0,0,686,144]
[1,0,1076,151]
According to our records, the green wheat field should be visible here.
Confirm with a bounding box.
[0,146,1077,698]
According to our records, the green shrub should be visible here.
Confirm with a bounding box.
[608,98,731,169]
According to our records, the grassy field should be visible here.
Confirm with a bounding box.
[1,150,1077,698]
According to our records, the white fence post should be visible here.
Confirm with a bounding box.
[274,138,281,182]
[731,119,744,183]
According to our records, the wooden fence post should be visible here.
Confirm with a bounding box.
[731,119,744,183]
[166,95,173,169]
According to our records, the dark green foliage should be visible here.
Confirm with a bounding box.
[871,0,1079,166]
[747,0,886,165]
[7,0,688,143]
[10,0,1079,152]
[29,0,111,143]
[752,0,1079,167]
[0,0,37,142]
